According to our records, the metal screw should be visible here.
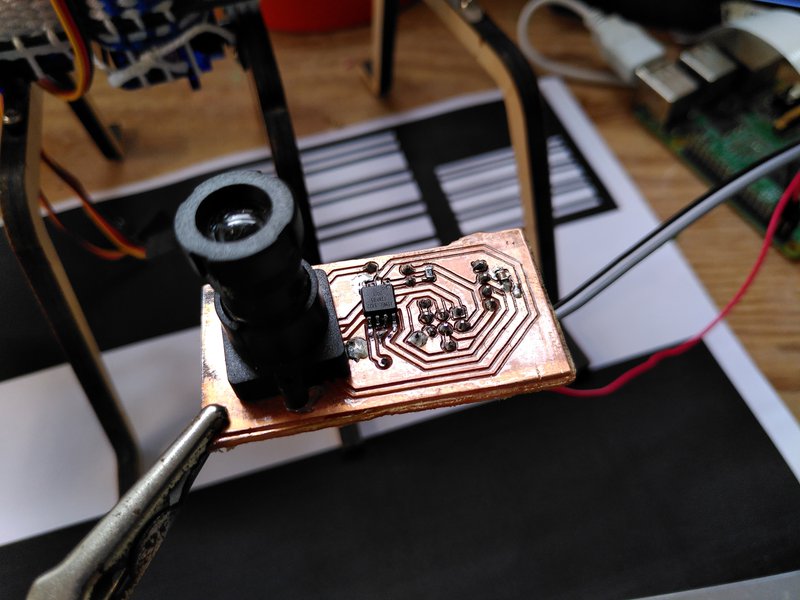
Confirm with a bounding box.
[2,109,23,126]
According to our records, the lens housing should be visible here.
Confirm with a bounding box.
[175,171,348,410]
[176,171,307,324]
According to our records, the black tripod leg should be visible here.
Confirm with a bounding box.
[0,79,140,495]
[362,0,400,97]
[424,1,559,299]
[233,8,321,265]
[52,74,124,161]
[338,424,363,454]
[68,95,123,161]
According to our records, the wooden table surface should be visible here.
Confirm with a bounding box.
[38,1,799,419]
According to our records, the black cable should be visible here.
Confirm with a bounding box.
[554,140,800,319]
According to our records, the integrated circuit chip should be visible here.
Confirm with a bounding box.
[360,284,397,326]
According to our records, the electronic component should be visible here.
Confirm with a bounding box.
[201,229,575,448]
[634,60,698,126]
[632,12,800,258]
[679,42,737,101]
[713,8,800,77]
[360,283,398,327]
[636,74,800,258]
[0,1,228,90]
[89,2,231,90]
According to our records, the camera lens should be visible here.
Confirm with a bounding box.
[209,208,264,242]
[195,184,273,243]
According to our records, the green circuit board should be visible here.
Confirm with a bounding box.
[636,83,800,259]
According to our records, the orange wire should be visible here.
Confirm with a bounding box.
[40,192,126,260]
[5,96,129,262]
[39,0,92,101]
[40,150,147,259]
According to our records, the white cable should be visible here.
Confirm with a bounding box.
[106,22,235,88]
[517,0,620,86]
[516,0,665,87]
[554,142,800,320]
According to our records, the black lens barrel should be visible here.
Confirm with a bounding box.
[176,172,312,324]
[175,171,347,410]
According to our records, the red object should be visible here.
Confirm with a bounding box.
[260,0,372,33]
[554,169,800,398]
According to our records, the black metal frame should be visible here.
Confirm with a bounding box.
[362,0,400,97]
[67,95,124,161]
[52,72,124,162]
[233,7,321,265]
[0,79,140,494]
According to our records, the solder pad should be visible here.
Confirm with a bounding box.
[202,229,575,448]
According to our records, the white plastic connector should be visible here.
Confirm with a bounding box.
[589,13,665,84]
[517,0,667,87]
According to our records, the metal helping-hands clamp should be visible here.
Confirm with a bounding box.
[174,171,349,411]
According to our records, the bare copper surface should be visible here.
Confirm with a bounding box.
[202,229,575,448]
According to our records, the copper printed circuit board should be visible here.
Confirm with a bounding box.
[202,229,575,448]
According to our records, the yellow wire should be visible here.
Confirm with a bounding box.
[43,0,89,101]
[774,105,800,132]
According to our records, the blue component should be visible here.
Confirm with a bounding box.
[754,0,800,7]
[89,1,227,90]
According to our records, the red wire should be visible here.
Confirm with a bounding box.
[554,170,800,398]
